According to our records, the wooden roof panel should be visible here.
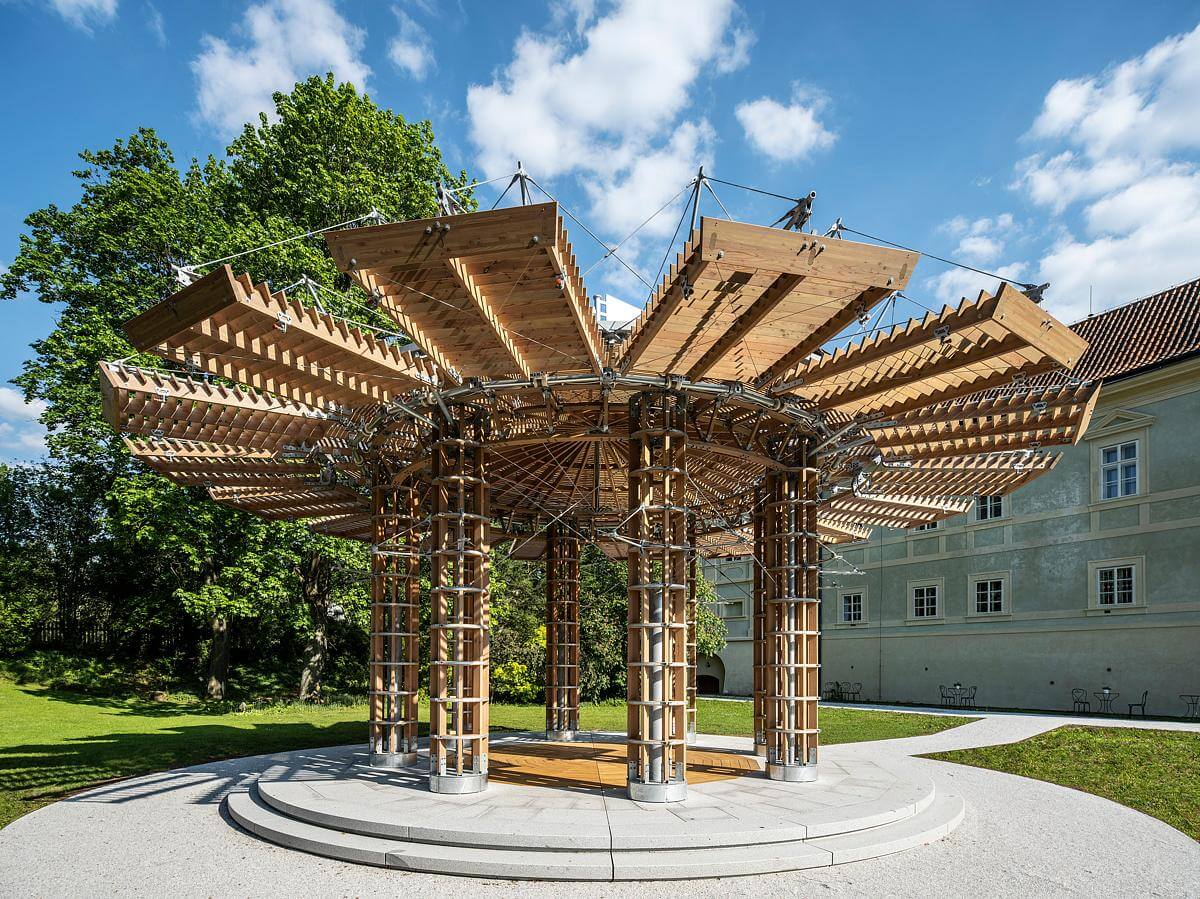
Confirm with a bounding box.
[618,218,917,378]
[327,203,603,378]
[125,265,435,409]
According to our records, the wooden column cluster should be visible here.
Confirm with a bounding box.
[762,440,820,781]
[429,405,490,794]
[544,522,580,739]
[368,477,421,767]
[686,517,698,744]
[626,391,690,803]
[752,486,767,756]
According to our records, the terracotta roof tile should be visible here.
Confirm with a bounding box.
[1069,276,1200,382]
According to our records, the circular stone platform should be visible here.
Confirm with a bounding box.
[225,733,964,880]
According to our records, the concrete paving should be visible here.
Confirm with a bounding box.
[1,714,1197,896]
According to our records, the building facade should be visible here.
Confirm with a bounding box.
[702,279,1200,717]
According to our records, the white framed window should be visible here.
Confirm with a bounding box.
[1097,566,1134,605]
[967,570,1010,617]
[840,590,864,623]
[710,597,745,619]
[1087,557,1145,610]
[975,579,1003,613]
[1100,439,1139,500]
[908,578,943,621]
[974,495,1004,521]
[911,521,938,532]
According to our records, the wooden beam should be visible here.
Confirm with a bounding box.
[699,218,918,289]
[684,273,804,381]
[618,250,708,372]
[754,286,891,389]
[543,238,603,374]
[445,256,531,376]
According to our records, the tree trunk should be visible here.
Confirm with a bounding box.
[207,614,229,700]
[298,551,333,700]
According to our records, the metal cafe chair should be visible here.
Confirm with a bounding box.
[960,686,977,709]
[823,681,839,701]
[1127,690,1148,717]
[848,682,862,702]
[939,685,951,707]
[1071,688,1091,713]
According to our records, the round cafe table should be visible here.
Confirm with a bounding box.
[1181,694,1200,720]
[1094,691,1119,714]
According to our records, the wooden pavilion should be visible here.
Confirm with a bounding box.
[100,200,1094,802]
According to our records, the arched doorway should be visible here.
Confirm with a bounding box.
[697,655,726,694]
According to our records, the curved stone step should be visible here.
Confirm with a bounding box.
[226,784,966,881]
[254,768,936,852]
[226,788,615,881]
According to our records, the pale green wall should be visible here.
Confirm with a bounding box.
[703,362,1200,717]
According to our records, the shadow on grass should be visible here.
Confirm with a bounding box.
[0,720,418,810]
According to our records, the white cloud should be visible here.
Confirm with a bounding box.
[1036,170,1200,321]
[47,0,117,31]
[0,388,49,462]
[926,263,1028,306]
[735,85,835,162]
[191,0,370,138]
[550,0,597,35]
[1013,151,1146,213]
[466,0,742,180]
[582,120,714,237]
[715,25,754,74]
[145,1,164,45]
[0,387,47,421]
[465,0,752,307]
[1028,25,1200,159]
[1015,24,1200,320]
[925,213,1026,303]
[935,25,1200,322]
[388,8,434,80]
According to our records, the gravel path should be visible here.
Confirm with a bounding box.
[2,713,1197,897]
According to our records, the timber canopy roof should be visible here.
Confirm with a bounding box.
[101,201,1098,552]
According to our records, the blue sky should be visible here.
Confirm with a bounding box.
[3,0,1200,462]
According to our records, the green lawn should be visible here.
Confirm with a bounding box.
[925,726,1200,840]
[0,678,970,830]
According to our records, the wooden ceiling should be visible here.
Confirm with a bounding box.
[100,202,1098,555]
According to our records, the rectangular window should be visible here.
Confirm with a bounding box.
[975,495,1003,521]
[841,592,863,623]
[1097,565,1135,606]
[1100,440,1138,499]
[912,521,938,532]
[912,584,938,618]
[974,579,1004,613]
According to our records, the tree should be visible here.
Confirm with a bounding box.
[0,75,470,694]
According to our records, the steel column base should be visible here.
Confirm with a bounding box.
[685,729,697,746]
[429,772,488,794]
[767,762,818,783]
[370,751,418,769]
[754,742,767,758]
[544,729,579,742]
[627,779,688,803]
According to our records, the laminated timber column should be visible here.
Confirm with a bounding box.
[752,486,768,757]
[626,390,690,803]
[429,405,490,794]
[369,477,421,767]
[763,440,820,781]
[686,517,698,745]
[544,522,580,741]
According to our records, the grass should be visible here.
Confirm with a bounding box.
[0,677,971,830]
[925,726,1200,841]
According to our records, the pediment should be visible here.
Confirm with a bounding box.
[1083,408,1156,441]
